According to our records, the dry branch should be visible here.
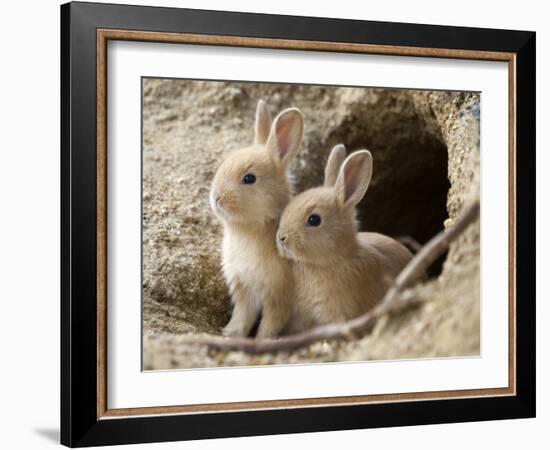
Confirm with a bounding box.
[396,236,422,253]
[182,200,480,355]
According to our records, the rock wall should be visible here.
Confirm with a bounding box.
[141,78,480,369]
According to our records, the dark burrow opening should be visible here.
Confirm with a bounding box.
[315,92,450,276]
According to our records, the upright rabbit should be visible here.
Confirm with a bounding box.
[210,100,304,338]
[277,146,412,333]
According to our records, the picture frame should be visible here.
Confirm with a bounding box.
[60,1,535,447]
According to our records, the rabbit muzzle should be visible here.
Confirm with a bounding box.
[210,191,231,219]
[276,229,294,259]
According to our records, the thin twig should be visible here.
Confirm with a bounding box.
[382,199,480,307]
[396,235,422,253]
[182,200,480,355]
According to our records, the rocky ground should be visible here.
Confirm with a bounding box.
[141,78,480,370]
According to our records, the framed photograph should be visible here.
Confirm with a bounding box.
[61,1,535,447]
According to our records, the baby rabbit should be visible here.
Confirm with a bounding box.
[276,145,413,332]
[210,100,304,338]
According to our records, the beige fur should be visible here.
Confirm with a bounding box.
[324,144,346,187]
[276,147,413,333]
[210,100,304,338]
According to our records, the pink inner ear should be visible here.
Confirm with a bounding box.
[275,117,296,161]
[344,160,362,203]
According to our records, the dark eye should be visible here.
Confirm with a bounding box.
[242,173,256,184]
[307,214,321,227]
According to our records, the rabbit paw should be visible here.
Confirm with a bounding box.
[222,320,247,337]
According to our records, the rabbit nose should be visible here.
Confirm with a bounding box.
[278,233,287,243]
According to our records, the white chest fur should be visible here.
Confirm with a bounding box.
[221,225,289,306]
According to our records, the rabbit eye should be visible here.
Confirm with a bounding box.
[242,173,256,184]
[307,214,322,227]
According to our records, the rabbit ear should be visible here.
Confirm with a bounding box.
[254,99,272,145]
[335,150,373,209]
[324,144,347,186]
[266,108,304,170]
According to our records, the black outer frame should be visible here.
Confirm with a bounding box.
[60,1,536,447]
